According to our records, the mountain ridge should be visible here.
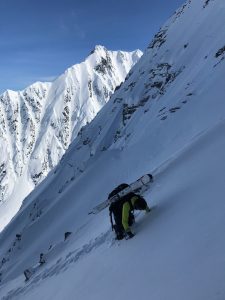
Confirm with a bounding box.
[0,0,225,299]
[0,46,142,229]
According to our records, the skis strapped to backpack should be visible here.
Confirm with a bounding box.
[89,174,153,215]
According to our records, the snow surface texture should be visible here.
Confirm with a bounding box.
[0,0,225,299]
[0,46,142,230]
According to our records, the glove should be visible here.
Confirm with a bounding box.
[125,230,135,239]
[146,206,151,213]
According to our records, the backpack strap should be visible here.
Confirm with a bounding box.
[109,207,114,231]
[128,193,136,212]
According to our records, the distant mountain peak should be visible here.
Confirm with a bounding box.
[1,2,225,299]
[0,46,142,229]
[89,45,107,55]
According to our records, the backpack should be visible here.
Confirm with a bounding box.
[109,183,135,240]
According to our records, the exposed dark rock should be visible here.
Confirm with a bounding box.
[169,107,181,113]
[159,107,166,113]
[95,54,113,75]
[113,98,123,104]
[148,29,168,50]
[16,234,22,241]
[122,104,139,125]
[203,0,212,8]
[215,45,225,58]
[64,232,72,240]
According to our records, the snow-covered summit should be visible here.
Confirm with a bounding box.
[0,0,225,299]
[0,46,142,230]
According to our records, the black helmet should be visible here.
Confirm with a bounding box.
[133,196,147,210]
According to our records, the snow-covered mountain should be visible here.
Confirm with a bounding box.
[0,46,142,229]
[1,0,225,299]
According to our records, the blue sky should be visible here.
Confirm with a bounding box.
[0,0,185,94]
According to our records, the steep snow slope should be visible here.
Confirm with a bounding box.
[0,0,225,299]
[1,113,225,300]
[0,46,142,230]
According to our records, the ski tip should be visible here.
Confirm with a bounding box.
[141,174,153,185]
